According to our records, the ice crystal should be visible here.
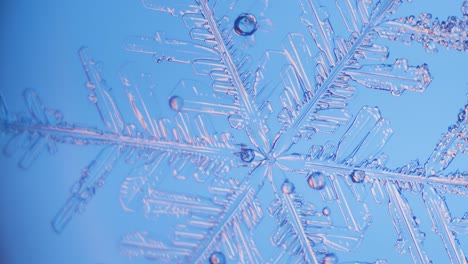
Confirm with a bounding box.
[1,0,467,263]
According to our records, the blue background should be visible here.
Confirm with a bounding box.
[1,0,466,263]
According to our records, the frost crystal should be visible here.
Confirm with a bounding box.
[1,0,467,263]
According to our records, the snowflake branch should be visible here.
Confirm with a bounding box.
[271,0,403,155]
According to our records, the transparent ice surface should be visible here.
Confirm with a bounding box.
[0,0,467,263]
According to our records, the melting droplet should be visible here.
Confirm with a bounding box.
[458,104,467,122]
[281,180,295,194]
[169,95,184,112]
[88,94,97,103]
[322,253,338,264]
[350,169,366,183]
[240,147,255,163]
[463,1,468,16]
[85,82,96,89]
[234,13,259,36]
[228,114,245,129]
[322,207,330,216]
[209,251,226,264]
[307,171,326,190]
[395,238,406,254]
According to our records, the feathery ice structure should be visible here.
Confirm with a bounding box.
[1,0,467,263]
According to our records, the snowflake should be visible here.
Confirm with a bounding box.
[1,0,467,263]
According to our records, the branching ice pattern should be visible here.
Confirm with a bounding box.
[1,0,467,263]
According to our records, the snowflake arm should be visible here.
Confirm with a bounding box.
[375,1,468,53]
[423,186,467,263]
[270,0,431,156]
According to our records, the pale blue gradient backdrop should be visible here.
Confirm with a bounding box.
[0,0,466,263]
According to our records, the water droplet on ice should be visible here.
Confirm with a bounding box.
[209,251,226,264]
[240,148,255,163]
[281,180,295,194]
[458,106,467,122]
[322,207,330,216]
[350,169,366,183]
[234,13,259,36]
[228,114,245,129]
[307,172,326,190]
[88,94,97,103]
[85,82,96,89]
[322,253,338,264]
[463,1,468,15]
[169,95,184,112]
